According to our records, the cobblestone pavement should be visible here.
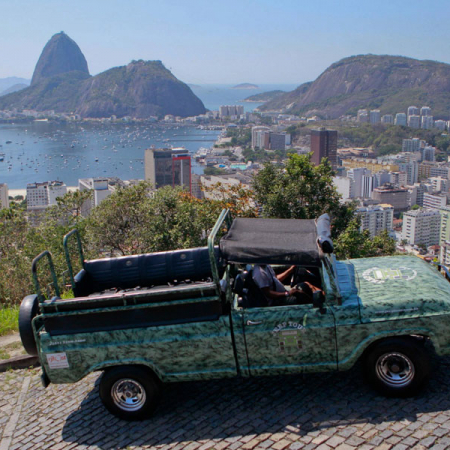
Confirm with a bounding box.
[2,356,450,450]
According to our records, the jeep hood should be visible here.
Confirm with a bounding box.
[346,255,450,322]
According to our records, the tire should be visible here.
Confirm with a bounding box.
[99,366,162,421]
[18,294,39,356]
[364,337,430,397]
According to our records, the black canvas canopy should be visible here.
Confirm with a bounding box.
[219,218,322,266]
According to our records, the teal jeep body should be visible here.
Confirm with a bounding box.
[19,210,450,420]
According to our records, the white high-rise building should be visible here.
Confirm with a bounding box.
[402,208,441,246]
[219,105,244,119]
[408,106,420,117]
[357,109,369,123]
[381,114,394,124]
[423,192,447,209]
[420,106,432,116]
[333,176,355,201]
[429,177,449,193]
[356,204,394,238]
[347,168,372,198]
[390,172,407,188]
[421,116,434,130]
[408,115,420,129]
[251,126,271,149]
[26,181,67,211]
[79,178,114,216]
[435,120,447,131]
[402,138,421,153]
[369,110,381,124]
[395,113,407,126]
[0,183,8,209]
[398,161,418,185]
[421,146,435,162]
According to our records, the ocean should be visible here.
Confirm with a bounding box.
[191,83,298,112]
[0,83,298,189]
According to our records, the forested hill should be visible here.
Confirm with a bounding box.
[260,55,450,119]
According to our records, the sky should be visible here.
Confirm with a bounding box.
[2,0,450,85]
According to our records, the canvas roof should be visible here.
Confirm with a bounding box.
[219,218,322,266]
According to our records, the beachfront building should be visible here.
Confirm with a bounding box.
[78,178,114,216]
[27,181,67,210]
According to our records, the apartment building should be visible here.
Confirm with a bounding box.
[402,208,441,246]
[372,184,409,213]
[26,181,67,211]
[356,204,394,238]
[423,192,447,209]
[395,113,407,126]
[78,178,114,216]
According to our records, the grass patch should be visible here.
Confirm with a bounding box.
[0,306,19,336]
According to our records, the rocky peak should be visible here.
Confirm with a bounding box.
[31,32,89,86]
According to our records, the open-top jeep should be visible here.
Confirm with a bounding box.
[19,210,450,420]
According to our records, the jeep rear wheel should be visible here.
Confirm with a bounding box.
[364,338,430,397]
[99,366,161,420]
[18,295,39,356]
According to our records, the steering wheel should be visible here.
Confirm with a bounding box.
[290,266,301,288]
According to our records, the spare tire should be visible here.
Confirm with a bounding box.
[19,294,40,356]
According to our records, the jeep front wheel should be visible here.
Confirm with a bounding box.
[99,366,161,420]
[364,338,430,397]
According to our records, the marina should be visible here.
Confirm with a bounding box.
[0,121,222,188]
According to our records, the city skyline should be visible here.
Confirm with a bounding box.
[1,0,450,84]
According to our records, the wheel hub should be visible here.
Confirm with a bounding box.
[376,352,415,388]
[111,378,147,411]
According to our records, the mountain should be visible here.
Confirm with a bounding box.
[76,60,206,118]
[31,32,89,86]
[243,90,285,102]
[0,34,206,119]
[260,55,450,119]
[0,77,30,92]
[0,84,28,96]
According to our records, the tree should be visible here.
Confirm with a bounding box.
[252,153,354,236]
[334,219,396,259]
[252,153,395,259]
[411,204,420,210]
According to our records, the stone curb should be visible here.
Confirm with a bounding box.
[0,355,39,372]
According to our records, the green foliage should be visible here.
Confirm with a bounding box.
[252,154,354,236]
[0,306,19,335]
[411,204,420,210]
[203,166,228,176]
[252,154,395,259]
[334,219,396,259]
[226,128,252,147]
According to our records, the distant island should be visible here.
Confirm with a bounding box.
[242,90,285,102]
[232,83,259,89]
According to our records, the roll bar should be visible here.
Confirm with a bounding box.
[63,229,85,291]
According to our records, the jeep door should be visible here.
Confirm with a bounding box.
[241,303,337,375]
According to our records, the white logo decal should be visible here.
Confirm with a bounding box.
[46,352,70,369]
[362,267,417,284]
